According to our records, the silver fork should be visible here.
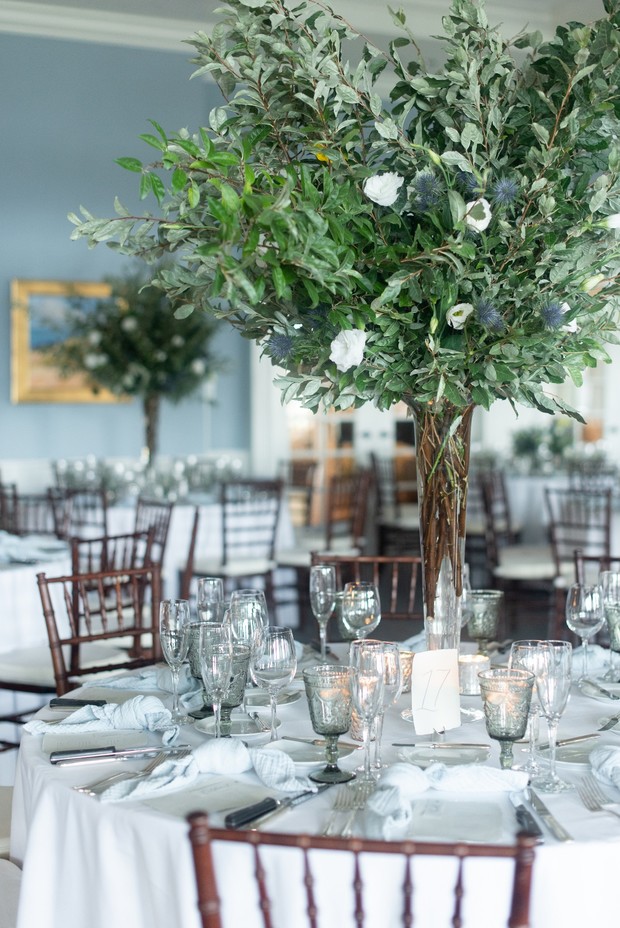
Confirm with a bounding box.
[340,780,376,837]
[74,750,189,798]
[577,775,620,819]
[250,712,270,733]
[321,784,361,836]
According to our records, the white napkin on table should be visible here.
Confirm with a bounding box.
[99,738,315,802]
[24,695,180,745]
[590,745,620,790]
[89,665,204,711]
[572,644,609,677]
[361,762,528,840]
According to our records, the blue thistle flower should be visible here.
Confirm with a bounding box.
[266,333,295,362]
[540,301,565,330]
[456,171,481,194]
[412,171,443,211]
[491,177,519,206]
[476,299,505,332]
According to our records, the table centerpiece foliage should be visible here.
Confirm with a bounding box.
[43,263,225,463]
[69,0,620,645]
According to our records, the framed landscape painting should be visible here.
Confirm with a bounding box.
[10,279,121,404]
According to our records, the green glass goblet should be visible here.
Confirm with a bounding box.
[478,667,535,769]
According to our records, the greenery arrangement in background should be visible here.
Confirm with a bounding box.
[510,419,574,473]
[69,0,620,423]
[44,264,224,461]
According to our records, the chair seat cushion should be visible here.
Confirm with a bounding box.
[192,557,277,578]
[277,543,361,569]
[0,858,21,928]
[0,642,132,689]
[493,544,556,582]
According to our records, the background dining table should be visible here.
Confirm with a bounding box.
[10,641,620,928]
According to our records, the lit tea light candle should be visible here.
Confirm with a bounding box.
[458,653,491,696]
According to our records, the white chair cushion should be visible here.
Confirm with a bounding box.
[0,859,21,928]
[0,642,133,689]
[493,544,556,582]
[192,557,277,578]
[0,787,12,859]
[277,544,361,569]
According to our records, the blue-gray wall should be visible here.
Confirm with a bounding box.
[0,31,250,463]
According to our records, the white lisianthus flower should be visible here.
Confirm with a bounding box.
[446,302,474,330]
[464,198,492,232]
[363,172,404,207]
[329,329,367,371]
[120,316,138,332]
[191,359,206,375]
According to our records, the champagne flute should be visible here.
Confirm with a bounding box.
[532,640,573,793]
[374,642,402,769]
[199,624,233,738]
[250,626,297,740]
[349,640,384,782]
[341,582,381,640]
[509,639,543,775]
[600,571,620,682]
[228,595,267,715]
[565,582,604,682]
[159,599,191,723]
[309,565,337,661]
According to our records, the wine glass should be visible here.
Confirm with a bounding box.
[309,565,337,661]
[303,665,355,784]
[199,623,233,738]
[341,582,381,640]
[159,599,191,722]
[373,642,402,770]
[349,640,384,782]
[228,594,268,715]
[466,589,503,656]
[250,626,297,740]
[230,588,269,624]
[565,582,604,682]
[478,667,535,769]
[600,571,620,682]
[196,577,224,623]
[532,640,573,793]
[508,639,543,776]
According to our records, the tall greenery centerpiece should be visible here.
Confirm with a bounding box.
[70,0,620,647]
[44,265,224,463]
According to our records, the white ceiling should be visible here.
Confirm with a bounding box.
[0,0,609,54]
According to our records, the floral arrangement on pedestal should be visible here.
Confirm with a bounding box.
[44,264,224,463]
[70,0,620,645]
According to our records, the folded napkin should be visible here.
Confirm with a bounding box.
[361,762,528,840]
[100,737,315,802]
[25,695,180,745]
[90,665,204,711]
[590,745,620,790]
[572,644,609,677]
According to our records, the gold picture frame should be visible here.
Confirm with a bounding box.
[10,279,123,404]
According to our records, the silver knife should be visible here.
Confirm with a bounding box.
[282,736,360,750]
[525,788,573,842]
[50,744,192,765]
[509,794,544,842]
[225,783,331,829]
[537,734,600,750]
[599,714,620,731]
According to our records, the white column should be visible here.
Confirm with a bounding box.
[250,344,290,476]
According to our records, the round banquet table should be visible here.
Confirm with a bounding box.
[10,648,620,928]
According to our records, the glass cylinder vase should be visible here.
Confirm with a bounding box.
[407,400,475,651]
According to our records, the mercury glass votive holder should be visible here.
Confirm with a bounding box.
[458,653,490,695]
[303,665,355,784]
[466,590,504,655]
[478,667,535,769]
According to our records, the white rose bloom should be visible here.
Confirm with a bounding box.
[191,359,206,375]
[446,302,474,330]
[604,213,620,229]
[465,197,492,232]
[363,173,404,207]
[329,329,367,371]
[581,274,605,292]
[121,316,138,332]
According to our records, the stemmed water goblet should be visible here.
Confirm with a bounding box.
[349,640,384,782]
[230,588,269,625]
[509,639,543,776]
[600,571,620,682]
[303,665,355,784]
[199,624,233,738]
[565,582,604,682]
[159,599,192,723]
[478,667,535,769]
[309,564,337,661]
[250,626,297,740]
[341,582,381,640]
[466,589,504,656]
[531,640,573,793]
[373,642,402,770]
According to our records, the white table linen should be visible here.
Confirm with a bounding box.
[11,648,620,928]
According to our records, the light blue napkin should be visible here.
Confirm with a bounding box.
[25,695,180,745]
[89,665,204,711]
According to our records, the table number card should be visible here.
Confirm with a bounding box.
[410,649,461,735]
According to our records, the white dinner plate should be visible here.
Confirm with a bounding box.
[542,739,598,766]
[398,744,490,768]
[194,716,278,738]
[244,689,302,708]
[261,738,355,769]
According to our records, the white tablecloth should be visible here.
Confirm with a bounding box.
[10,644,620,928]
